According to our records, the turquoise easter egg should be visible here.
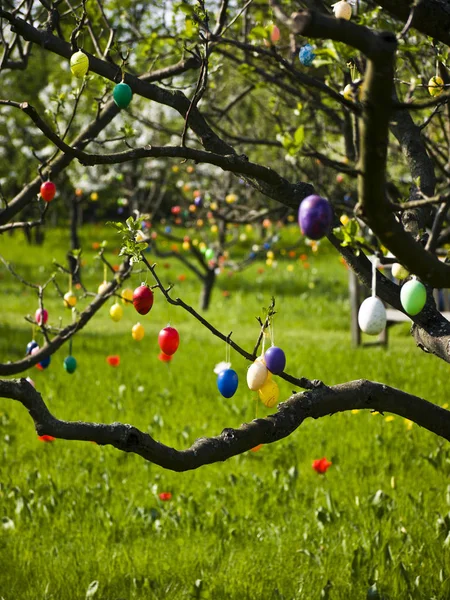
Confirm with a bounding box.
[400,280,426,315]
[113,83,133,109]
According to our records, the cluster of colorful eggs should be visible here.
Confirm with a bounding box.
[217,346,286,408]
[70,50,132,109]
[358,263,427,336]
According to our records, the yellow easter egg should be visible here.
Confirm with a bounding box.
[340,214,350,226]
[225,193,238,204]
[132,322,145,341]
[258,380,279,407]
[182,241,190,250]
[70,51,89,78]
[121,288,134,305]
[428,76,444,97]
[63,291,77,308]
[110,303,123,322]
[210,202,218,211]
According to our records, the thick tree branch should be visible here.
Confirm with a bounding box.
[0,377,448,472]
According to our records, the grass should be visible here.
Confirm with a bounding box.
[0,225,450,600]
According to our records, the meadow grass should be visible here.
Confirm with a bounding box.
[0,225,449,600]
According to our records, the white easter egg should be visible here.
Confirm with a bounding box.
[333,1,352,20]
[391,263,409,280]
[358,296,386,335]
[247,360,268,391]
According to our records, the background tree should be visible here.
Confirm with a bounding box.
[1,0,450,469]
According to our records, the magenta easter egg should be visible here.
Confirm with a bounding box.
[298,195,333,240]
[35,308,48,325]
[264,346,286,374]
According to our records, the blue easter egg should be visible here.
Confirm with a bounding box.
[217,369,239,398]
[39,355,51,369]
[165,226,172,233]
[263,242,271,250]
[299,44,316,66]
[26,340,39,355]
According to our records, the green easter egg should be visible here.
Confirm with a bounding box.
[113,83,132,109]
[205,248,214,260]
[400,279,426,315]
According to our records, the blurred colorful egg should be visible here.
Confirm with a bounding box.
[333,1,352,19]
[205,248,214,260]
[121,288,134,305]
[98,281,109,295]
[298,195,333,240]
[64,355,77,374]
[258,379,279,407]
[270,25,280,43]
[35,308,48,325]
[70,50,89,78]
[217,368,239,398]
[158,352,172,362]
[400,280,426,315]
[40,181,56,202]
[264,346,286,374]
[26,340,39,355]
[107,355,120,367]
[358,297,386,335]
[110,303,123,322]
[63,291,77,308]
[38,355,51,369]
[225,193,237,204]
[428,76,444,97]
[132,322,145,341]
[299,44,316,66]
[133,284,154,315]
[247,360,268,391]
[158,326,179,355]
[171,206,181,215]
[113,82,132,109]
[391,263,409,280]
[194,196,203,208]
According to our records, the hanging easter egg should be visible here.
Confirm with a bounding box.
[64,355,77,374]
[133,284,154,315]
[171,206,181,215]
[35,308,48,325]
[299,44,316,67]
[26,340,39,355]
[258,379,279,408]
[70,50,89,78]
[298,195,333,240]
[225,193,237,204]
[98,281,109,295]
[217,368,239,398]
[391,263,409,280]
[30,346,40,357]
[110,303,123,322]
[204,248,214,260]
[121,288,134,305]
[270,25,280,44]
[428,76,444,97]
[63,291,77,308]
[132,322,145,341]
[333,1,352,20]
[358,297,386,335]
[400,279,427,316]
[158,352,172,362]
[264,346,286,374]
[40,181,56,202]
[194,196,203,208]
[38,355,51,369]
[107,355,120,367]
[247,360,268,391]
[113,82,132,109]
[158,326,179,355]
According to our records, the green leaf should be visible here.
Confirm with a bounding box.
[294,126,304,147]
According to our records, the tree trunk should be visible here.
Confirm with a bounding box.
[68,198,81,284]
[200,269,216,311]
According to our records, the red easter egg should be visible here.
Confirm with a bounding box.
[158,326,179,356]
[35,308,48,325]
[171,205,181,215]
[40,181,56,202]
[132,285,154,315]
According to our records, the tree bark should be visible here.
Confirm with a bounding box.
[200,269,216,311]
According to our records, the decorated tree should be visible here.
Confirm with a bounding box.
[1,0,450,472]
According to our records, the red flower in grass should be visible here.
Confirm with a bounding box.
[159,492,172,501]
[38,435,55,442]
[312,457,332,474]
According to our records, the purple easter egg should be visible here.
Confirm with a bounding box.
[264,346,286,374]
[298,195,333,240]
[194,196,203,208]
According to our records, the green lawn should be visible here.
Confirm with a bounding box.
[0,225,449,600]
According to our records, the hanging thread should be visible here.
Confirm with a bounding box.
[371,256,378,297]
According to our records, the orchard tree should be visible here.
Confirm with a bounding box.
[1,0,450,471]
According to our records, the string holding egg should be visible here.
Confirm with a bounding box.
[358,297,386,335]
[400,279,427,316]
[217,368,239,398]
